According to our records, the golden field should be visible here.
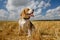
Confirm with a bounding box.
[0,21,60,40]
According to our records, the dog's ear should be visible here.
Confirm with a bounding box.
[20,9,26,18]
[20,8,30,19]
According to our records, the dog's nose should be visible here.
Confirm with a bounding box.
[32,9,34,11]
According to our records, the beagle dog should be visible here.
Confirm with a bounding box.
[18,8,35,37]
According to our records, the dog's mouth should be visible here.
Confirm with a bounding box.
[30,13,34,17]
[28,12,34,17]
[27,12,34,17]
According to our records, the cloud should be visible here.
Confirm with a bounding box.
[12,0,30,6]
[0,9,8,20]
[45,6,60,19]
[1,0,51,20]
[31,6,60,20]
[4,0,60,20]
[38,0,50,9]
[6,0,31,11]
[6,0,31,18]
[0,9,7,17]
[27,0,39,9]
[0,9,20,20]
[6,0,15,10]
[27,0,51,17]
[7,11,16,20]
[30,0,51,20]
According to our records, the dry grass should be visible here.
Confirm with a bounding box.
[0,21,60,40]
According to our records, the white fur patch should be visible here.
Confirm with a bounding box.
[19,19,26,28]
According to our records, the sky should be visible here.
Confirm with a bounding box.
[0,0,60,20]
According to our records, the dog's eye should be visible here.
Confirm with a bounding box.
[28,9,30,10]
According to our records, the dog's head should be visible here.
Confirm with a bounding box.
[20,8,34,19]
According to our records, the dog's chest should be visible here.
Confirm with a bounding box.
[19,19,26,27]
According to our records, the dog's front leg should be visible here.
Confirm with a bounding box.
[27,29,31,37]
[18,23,23,35]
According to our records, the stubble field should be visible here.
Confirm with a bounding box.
[0,21,60,40]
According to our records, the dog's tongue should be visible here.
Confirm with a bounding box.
[30,13,34,17]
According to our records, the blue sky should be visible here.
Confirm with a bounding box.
[0,0,7,10]
[50,0,60,9]
[0,0,60,20]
